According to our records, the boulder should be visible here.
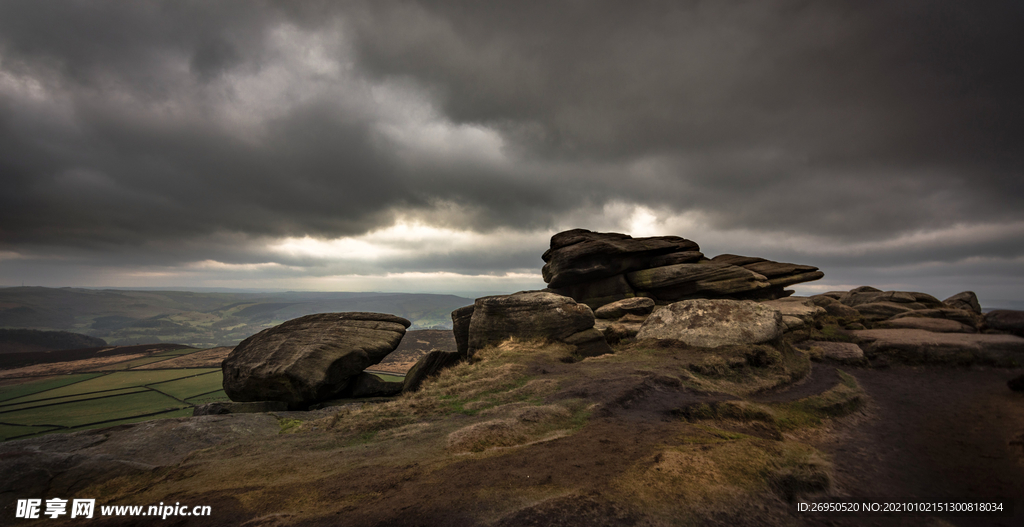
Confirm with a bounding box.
[888,308,979,328]
[625,262,770,300]
[466,291,603,356]
[222,312,410,408]
[193,401,288,416]
[838,289,942,308]
[542,230,698,288]
[854,302,916,321]
[806,341,864,362]
[452,304,475,358]
[985,310,1024,337]
[781,316,806,332]
[943,291,982,315]
[760,297,826,324]
[853,329,1024,364]
[403,349,462,393]
[539,230,824,310]
[1008,374,1024,392]
[712,255,824,289]
[594,297,656,319]
[647,251,705,268]
[549,273,636,309]
[878,317,976,333]
[636,299,783,348]
[348,372,404,398]
[562,328,613,357]
[600,323,639,344]
[809,295,861,319]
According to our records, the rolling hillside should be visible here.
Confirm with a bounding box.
[0,287,473,348]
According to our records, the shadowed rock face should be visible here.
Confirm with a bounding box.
[542,229,823,309]
[222,312,410,408]
[985,310,1024,337]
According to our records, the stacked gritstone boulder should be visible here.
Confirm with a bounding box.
[540,229,824,310]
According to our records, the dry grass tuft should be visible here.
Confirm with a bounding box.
[446,418,528,453]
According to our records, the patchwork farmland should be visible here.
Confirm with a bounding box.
[0,329,451,441]
[0,347,229,441]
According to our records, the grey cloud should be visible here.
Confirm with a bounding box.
[0,0,1021,292]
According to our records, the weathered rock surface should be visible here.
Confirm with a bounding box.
[626,262,770,299]
[0,414,281,513]
[711,254,825,289]
[879,317,976,333]
[985,310,1024,337]
[837,288,942,308]
[542,229,699,288]
[636,299,783,348]
[761,297,826,324]
[809,295,861,319]
[541,229,823,310]
[853,329,1024,364]
[594,297,655,319]
[854,301,917,321]
[465,291,607,357]
[452,304,475,358]
[403,349,462,392]
[562,328,613,357]
[193,401,288,416]
[223,312,410,408]
[943,291,982,314]
[888,308,979,328]
[348,372,404,398]
[806,341,865,362]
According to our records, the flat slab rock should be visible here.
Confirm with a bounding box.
[805,340,864,362]
[636,299,782,348]
[853,329,1024,363]
[879,317,976,333]
[761,297,826,323]
[594,297,655,319]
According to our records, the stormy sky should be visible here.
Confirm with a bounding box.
[1,1,1022,303]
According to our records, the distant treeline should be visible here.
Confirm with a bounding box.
[0,328,107,354]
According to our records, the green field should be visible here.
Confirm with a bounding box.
[0,346,410,442]
[0,373,105,402]
[0,346,233,441]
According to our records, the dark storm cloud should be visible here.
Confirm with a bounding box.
[0,0,1022,285]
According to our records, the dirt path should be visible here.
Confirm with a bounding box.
[805,366,1024,527]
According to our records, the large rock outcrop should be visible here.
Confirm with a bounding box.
[223,312,410,408]
[985,310,1024,337]
[455,291,612,358]
[542,229,823,309]
[635,299,783,348]
[853,329,1024,364]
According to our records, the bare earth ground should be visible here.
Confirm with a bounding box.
[803,365,1024,527]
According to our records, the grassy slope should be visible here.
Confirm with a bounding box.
[62,337,863,527]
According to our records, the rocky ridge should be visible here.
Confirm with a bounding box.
[542,228,824,309]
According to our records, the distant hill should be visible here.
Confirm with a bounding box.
[0,287,473,348]
[0,328,107,354]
